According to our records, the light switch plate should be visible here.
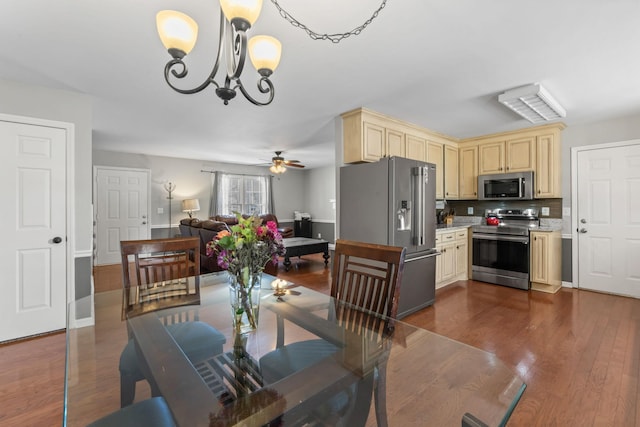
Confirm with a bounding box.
[563,207,571,217]
[467,207,474,215]
[541,207,550,216]
[157,207,164,214]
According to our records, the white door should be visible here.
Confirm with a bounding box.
[0,120,67,342]
[94,167,150,265]
[576,142,640,297]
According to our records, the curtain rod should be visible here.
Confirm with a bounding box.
[200,169,273,178]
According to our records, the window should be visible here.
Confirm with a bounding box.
[214,173,272,216]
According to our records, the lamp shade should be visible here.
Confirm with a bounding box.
[248,35,282,74]
[182,198,200,213]
[269,163,286,174]
[156,10,199,55]
[220,0,263,26]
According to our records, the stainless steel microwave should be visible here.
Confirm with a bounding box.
[478,171,534,200]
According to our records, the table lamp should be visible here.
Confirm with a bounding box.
[182,198,200,218]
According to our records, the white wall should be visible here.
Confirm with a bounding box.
[0,78,93,253]
[93,150,307,226]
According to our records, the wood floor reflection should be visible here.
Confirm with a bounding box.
[2,253,640,425]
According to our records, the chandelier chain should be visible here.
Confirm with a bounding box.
[269,0,388,43]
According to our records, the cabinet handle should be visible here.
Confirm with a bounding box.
[456,245,459,249]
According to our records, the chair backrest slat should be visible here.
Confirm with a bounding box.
[330,239,406,338]
[120,236,201,319]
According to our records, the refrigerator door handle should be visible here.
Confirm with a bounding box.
[413,166,424,246]
[405,252,441,262]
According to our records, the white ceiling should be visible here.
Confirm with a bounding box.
[2,0,640,169]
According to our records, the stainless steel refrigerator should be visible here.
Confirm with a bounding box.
[339,156,438,318]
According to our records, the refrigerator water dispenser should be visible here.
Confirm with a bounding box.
[397,200,412,231]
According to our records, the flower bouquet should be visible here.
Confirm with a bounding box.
[206,213,285,333]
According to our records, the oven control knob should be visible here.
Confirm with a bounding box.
[579,228,588,233]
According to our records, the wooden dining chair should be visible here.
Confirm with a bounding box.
[260,239,406,426]
[118,237,226,407]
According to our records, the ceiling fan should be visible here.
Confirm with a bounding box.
[269,151,305,174]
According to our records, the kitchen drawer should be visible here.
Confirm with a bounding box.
[455,229,468,242]
[438,231,455,243]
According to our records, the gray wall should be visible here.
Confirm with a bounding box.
[561,112,640,233]
[0,78,93,305]
[303,166,336,241]
[93,150,309,232]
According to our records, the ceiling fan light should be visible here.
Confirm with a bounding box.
[220,0,262,27]
[249,35,282,75]
[156,10,198,57]
[270,163,286,174]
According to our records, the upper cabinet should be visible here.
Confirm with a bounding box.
[461,123,565,199]
[342,108,564,200]
[477,136,535,175]
[535,131,562,198]
[444,145,459,199]
[458,145,478,199]
[406,133,427,162]
[426,142,444,199]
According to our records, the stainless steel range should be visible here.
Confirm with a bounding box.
[471,208,540,290]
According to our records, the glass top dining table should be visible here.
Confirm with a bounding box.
[64,273,525,427]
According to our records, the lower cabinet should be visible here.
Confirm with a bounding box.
[530,230,562,293]
[436,227,469,289]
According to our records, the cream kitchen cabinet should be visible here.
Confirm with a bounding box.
[530,230,562,293]
[535,132,562,198]
[406,133,427,162]
[436,227,469,288]
[342,108,431,163]
[458,145,478,199]
[478,136,535,175]
[444,145,459,199]
[427,142,444,199]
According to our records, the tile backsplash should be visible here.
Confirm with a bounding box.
[444,198,562,219]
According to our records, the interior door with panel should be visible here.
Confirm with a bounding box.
[576,142,640,297]
[95,167,150,265]
[0,118,68,342]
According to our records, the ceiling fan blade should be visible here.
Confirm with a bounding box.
[283,159,300,164]
[286,163,305,168]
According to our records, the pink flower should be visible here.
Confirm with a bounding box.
[266,221,278,234]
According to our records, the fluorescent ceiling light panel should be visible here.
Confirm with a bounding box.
[498,83,566,123]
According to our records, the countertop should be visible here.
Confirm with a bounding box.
[436,224,470,232]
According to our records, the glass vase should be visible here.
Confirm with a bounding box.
[228,270,262,334]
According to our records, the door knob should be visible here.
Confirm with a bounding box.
[142,221,147,225]
[52,236,63,244]
[579,228,588,233]
[580,218,587,224]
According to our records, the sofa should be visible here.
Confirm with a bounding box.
[212,214,294,238]
[179,213,289,274]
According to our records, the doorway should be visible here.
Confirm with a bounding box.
[94,166,150,265]
[0,115,73,342]
[573,140,640,297]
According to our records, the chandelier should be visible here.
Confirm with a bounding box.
[156,0,282,106]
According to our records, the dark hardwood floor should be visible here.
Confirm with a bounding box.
[2,253,640,426]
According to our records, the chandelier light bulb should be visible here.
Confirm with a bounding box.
[249,35,282,75]
[219,0,263,28]
[156,11,198,58]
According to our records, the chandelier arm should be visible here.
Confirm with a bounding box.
[162,9,230,95]
[235,77,275,106]
[269,0,388,43]
[225,22,247,81]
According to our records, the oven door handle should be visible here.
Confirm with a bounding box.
[473,233,529,243]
